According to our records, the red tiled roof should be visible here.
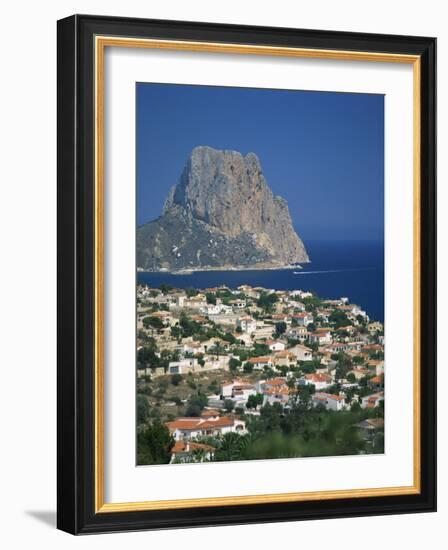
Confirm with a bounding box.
[314,392,344,402]
[167,418,204,431]
[305,373,332,383]
[171,441,215,454]
[167,416,236,431]
[265,377,287,386]
[233,384,255,391]
[248,356,272,364]
[264,386,290,396]
[273,350,295,358]
[200,417,236,429]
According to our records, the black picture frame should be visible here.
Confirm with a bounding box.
[57,14,436,534]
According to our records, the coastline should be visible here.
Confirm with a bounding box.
[136,241,384,322]
[137,263,307,275]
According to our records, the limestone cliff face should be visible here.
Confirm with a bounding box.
[137,146,309,271]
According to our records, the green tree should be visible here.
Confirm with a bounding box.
[137,345,160,369]
[335,354,353,380]
[329,310,350,329]
[159,283,173,294]
[171,373,183,386]
[206,292,217,305]
[137,394,150,425]
[257,292,279,313]
[301,295,322,309]
[229,357,241,373]
[215,433,247,461]
[186,288,198,297]
[171,325,182,340]
[179,313,203,338]
[220,332,236,345]
[243,361,254,373]
[224,399,235,413]
[185,393,208,416]
[253,343,270,356]
[275,321,287,335]
[143,316,164,330]
[185,402,201,417]
[246,393,264,410]
[137,420,174,465]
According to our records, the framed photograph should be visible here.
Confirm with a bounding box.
[57,14,436,534]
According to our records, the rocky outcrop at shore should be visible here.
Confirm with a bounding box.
[137,146,309,271]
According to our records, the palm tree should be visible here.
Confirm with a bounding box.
[217,433,248,461]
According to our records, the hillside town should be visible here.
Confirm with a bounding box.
[136,283,385,465]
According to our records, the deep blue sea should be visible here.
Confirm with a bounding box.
[137,240,384,322]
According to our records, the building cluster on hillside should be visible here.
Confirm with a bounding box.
[136,283,384,462]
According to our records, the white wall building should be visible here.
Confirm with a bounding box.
[300,372,333,390]
[361,392,385,409]
[293,312,314,326]
[236,316,257,334]
[167,416,247,441]
[289,344,313,361]
[267,340,286,352]
[168,358,198,375]
[312,392,346,411]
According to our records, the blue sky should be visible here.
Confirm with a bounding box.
[136,83,384,242]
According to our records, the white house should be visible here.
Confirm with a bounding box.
[324,342,351,354]
[167,416,246,441]
[229,299,247,309]
[179,340,205,355]
[291,301,306,312]
[167,358,198,375]
[170,440,215,463]
[289,344,313,361]
[286,326,308,341]
[361,392,384,409]
[300,372,333,390]
[263,385,290,405]
[312,392,346,411]
[266,339,286,352]
[339,304,369,322]
[271,313,292,325]
[221,379,248,398]
[236,316,257,334]
[247,356,273,370]
[272,350,297,367]
[308,330,332,345]
[183,296,207,310]
[175,294,186,308]
[367,321,383,334]
[252,323,275,340]
[259,378,290,405]
[293,312,314,326]
[367,359,385,376]
[200,304,224,316]
[231,383,257,400]
[290,290,313,299]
